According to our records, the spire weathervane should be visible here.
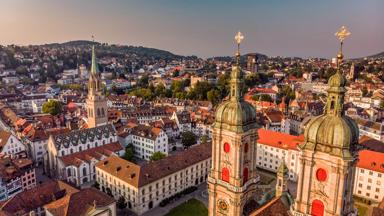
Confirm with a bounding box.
[234,31,244,64]
[335,26,351,68]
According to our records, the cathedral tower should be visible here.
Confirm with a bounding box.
[86,45,108,128]
[292,26,359,216]
[208,32,260,216]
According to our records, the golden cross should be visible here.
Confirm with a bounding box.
[235,31,244,44]
[335,26,351,42]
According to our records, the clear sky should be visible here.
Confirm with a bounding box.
[0,0,383,58]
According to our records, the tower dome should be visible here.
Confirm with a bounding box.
[213,64,258,133]
[328,70,346,88]
[300,69,358,158]
[303,114,358,157]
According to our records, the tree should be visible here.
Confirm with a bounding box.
[117,196,127,209]
[155,83,166,97]
[123,144,134,162]
[42,100,62,116]
[15,66,28,75]
[150,151,166,161]
[200,135,208,144]
[181,131,197,148]
[380,101,384,109]
[207,89,221,105]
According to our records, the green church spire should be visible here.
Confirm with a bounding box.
[91,45,99,74]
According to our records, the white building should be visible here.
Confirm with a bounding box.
[96,143,211,215]
[256,129,303,181]
[171,111,192,132]
[58,142,123,187]
[45,124,119,180]
[130,125,168,160]
[353,117,384,141]
[2,77,19,85]
[0,131,26,156]
[353,150,384,202]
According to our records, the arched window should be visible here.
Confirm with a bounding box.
[67,169,71,177]
[311,199,324,216]
[221,167,230,182]
[83,167,87,176]
[244,143,249,153]
[243,167,249,185]
[101,108,105,117]
[97,108,101,117]
[70,149,73,154]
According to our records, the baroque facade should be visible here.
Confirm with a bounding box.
[208,33,261,216]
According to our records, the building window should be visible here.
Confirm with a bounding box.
[221,167,230,183]
[316,168,327,182]
[243,167,249,185]
[223,142,230,153]
[244,143,249,153]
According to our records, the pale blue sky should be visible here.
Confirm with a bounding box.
[0,0,383,58]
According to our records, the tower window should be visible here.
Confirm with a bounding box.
[221,167,230,183]
[330,101,335,110]
[311,199,324,216]
[223,142,230,153]
[316,168,327,182]
[244,143,249,153]
[243,167,249,185]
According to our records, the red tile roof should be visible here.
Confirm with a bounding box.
[250,196,290,216]
[0,180,78,216]
[44,188,115,216]
[59,142,123,167]
[96,143,211,188]
[257,129,304,150]
[357,150,384,173]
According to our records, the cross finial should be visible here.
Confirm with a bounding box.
[335,26,351,43]
[91,35,95,43]
[235,31,244,45]
[334,26,351,69]
[234,31,244,64]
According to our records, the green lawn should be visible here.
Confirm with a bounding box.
[165,198,208,216]
[356,205,368,216]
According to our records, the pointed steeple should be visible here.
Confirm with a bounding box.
[230,31,244,102]
[91,45,99,75]
[324,26,351,116]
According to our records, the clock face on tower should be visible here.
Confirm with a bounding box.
[218,199,228,211]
